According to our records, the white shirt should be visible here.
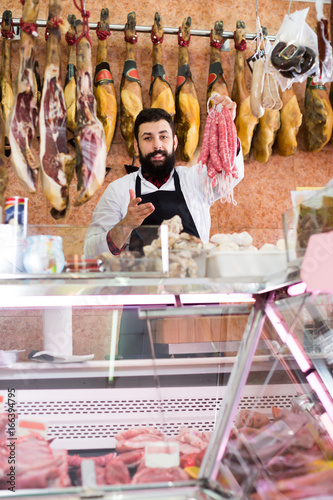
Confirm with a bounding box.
[84,157,244,258]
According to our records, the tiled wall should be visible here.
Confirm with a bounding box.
[3,0,333,251]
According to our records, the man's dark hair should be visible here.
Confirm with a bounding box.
[134,108,174,142]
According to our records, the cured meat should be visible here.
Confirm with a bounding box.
[74,20,107,206]
[116,449,145,467]
[198,96,239,202]
[175,16,200,162]
[0,10,15,151]
[231,20,258,160]
[64,14,77,133]
[94,8,117,154]
[40,0,74,216]
[304,77,333,152]
[8,0,40,192]
[120,12,143,158]
[276,87,302,156]
[250,58,265,119]
[150,12,175,117]
[252,108,280,163]
[207,21,229,105]
[0,106,8,211]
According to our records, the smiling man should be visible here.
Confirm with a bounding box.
[84,101,244,258]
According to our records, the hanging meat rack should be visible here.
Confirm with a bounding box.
[1,18,277,42]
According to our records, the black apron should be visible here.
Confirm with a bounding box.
[129,170,200,253]
[118,170,200,359]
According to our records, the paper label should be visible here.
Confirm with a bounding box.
[17,419,48,439]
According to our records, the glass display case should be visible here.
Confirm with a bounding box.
[0,256,332,498]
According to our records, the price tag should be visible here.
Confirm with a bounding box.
[17,419,48,439]
[145,441,179,468]
[0,393,5,413]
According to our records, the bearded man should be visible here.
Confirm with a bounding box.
[84,100,244,258]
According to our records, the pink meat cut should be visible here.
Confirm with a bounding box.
[0,432,70,490]
[104,458,131,485]
[74,24,106,206]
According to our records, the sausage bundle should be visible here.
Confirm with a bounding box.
[198,95,239,204]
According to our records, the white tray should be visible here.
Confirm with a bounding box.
[206,251,287,280]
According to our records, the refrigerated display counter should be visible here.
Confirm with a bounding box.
[0,270,332,499]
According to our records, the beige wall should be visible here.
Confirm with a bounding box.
[3,0,333,251]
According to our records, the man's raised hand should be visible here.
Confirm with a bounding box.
[123,189,155,230]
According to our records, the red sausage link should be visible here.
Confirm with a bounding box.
[198,112,213,166]
[222,106,238,177]
[209,111,223,173]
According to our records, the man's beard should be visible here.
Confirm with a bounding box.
[139,149,176,180]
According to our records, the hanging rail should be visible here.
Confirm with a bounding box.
[1,18,277,42]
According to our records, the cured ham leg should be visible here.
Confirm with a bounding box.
[231,20,258,160]
[120,12,143,158]
[0,108,8,212]
[252,108,280,163]
[40,0,74,216]
[150,12,175,117]
[64,14,77,133]
[8,0,40,192]
[175,17,200,162]
[207,21,229,104]
[304,78,333,152]
[276,87,302,156]
[94,8,117,155]
[74,21,107,206]
[0,10,15,151]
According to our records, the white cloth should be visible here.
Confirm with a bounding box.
[84,157,244,258]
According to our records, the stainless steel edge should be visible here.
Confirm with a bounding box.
[198,293,271,481]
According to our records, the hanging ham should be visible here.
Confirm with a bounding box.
[150,12,175,117]
[74,20,107,206]
[8,0,40,193]
[231,20,258,161]
[0,108,8,211]
[207,21,229,105]
[120,12,143,158]
[252,29,280,163]
[39,0,74,217]
[93,8,117,155]
[0,10,15,155]
[304,77,333,152]
[252,107,280,163]
[64,14,77,133]
[276,87,302,156]
[175,17,200,163]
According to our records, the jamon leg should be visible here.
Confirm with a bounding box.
[40,0,74,215]
[120,12,143,158]
[175,17,200,162]
[74,21,107,206]
[8,0,40,192]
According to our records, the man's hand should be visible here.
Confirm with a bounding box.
[123,189,155,230]
[107,189,155,252]
[212,94,237,121]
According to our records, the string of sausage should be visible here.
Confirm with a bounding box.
[198,105,238,200]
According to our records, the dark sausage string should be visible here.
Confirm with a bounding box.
[198,97,239,204]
